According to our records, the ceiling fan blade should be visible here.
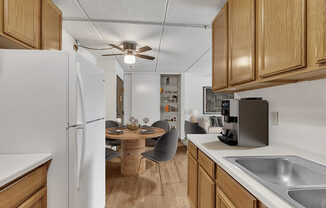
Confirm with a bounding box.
[137,46,152,53]
[102,53,125,56]
[135,54,155,60]
[109,44,125,52]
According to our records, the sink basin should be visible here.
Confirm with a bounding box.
[288,189,326,208]
[234,157,326,186]
[225,156,326,207]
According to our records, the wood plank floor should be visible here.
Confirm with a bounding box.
[105,142,191,208]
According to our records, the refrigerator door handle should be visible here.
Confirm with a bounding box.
[76,63,87,189]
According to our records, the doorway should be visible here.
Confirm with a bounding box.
[116,76,124,124]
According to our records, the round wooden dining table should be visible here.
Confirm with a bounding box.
[106,127,166,176]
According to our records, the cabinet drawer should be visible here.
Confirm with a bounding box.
[188,141,198,159]
[216,187,236,208]
[18,187,46,208]
[0,164,47,208]
[216,166,258,208]
[198,151,215,179]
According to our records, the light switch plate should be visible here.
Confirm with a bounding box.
[271,112,279,125]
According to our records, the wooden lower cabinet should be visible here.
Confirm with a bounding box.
[188,152,198,208]
[216,167,259,208]
[18,187,47,208]
[187,143,268,208]
[0,162,49,208]
[198,166,215,208]
[216,187,236,208]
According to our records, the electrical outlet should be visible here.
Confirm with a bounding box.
[271,112,279,125]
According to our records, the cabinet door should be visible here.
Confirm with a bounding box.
[42,0,62,50]
[216,187,236,208]
[18,187,47,208]
[3,0,41,48]
[198,166,215,208]
[228,0,256,85]
[316,0,326,64]
[216,167,258,208]
[257,0,306,77]
[188,153,198,208]
[212,3,228,90]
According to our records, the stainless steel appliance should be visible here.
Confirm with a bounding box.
[218,98,268,146]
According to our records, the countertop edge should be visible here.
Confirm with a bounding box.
[0,154,52,188]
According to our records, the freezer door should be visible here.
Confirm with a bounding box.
[68,120,105,208]
[69,53,105,126]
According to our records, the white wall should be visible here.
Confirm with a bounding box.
[61,29,97,65]
[132,73,161,124]
[124,73,160,125]
[237,79,326,153]
[97,57,124,120]
[184,72,212,120]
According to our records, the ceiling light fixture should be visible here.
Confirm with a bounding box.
[124,55,135,65]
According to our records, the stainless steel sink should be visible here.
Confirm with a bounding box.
[234,157,326,186]
[225,156,326,208]
[288,188,326,208]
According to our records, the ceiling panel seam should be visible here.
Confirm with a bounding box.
[71,0,127,71]
[154,0,170,72]
[185,47,211,73]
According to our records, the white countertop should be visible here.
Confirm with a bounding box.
[188,134,326,208]
[0,153,52,188]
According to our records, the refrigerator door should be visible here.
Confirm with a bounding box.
[68,53,105,126]
[68,52,106,208]
[68,120,105,208]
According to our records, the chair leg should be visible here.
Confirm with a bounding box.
[157,162,164,196]
[172,157,182,183]
[135,157,145,184]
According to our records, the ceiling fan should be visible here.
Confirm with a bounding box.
[102,42,155,64]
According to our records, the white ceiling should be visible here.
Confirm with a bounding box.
[53,0,226,73]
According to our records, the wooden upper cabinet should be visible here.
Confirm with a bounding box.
[3,0,41,48]
[257,0,306,78]
[212,3,228,90]
[198,166,215,208]
[228,0,256,85]
[316,0,326,64]
[42,0,62,50]
[187,153,198,208]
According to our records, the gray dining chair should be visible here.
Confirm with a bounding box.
[106,120,121,147]
[145,120,170,147]
[106,148,121,161]
[137,129,181,195]
[184,120,207,139]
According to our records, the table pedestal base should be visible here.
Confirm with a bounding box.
[121,139,146,176]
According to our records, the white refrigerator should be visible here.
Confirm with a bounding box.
[0,50,106,208]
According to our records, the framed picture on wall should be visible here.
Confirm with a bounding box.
[203,87,234,114]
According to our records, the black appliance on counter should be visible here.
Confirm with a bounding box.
[218,98,269,146]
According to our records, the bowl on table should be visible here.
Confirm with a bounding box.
[126,124,140,131]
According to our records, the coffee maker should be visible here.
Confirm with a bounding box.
[218,98,268,146]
